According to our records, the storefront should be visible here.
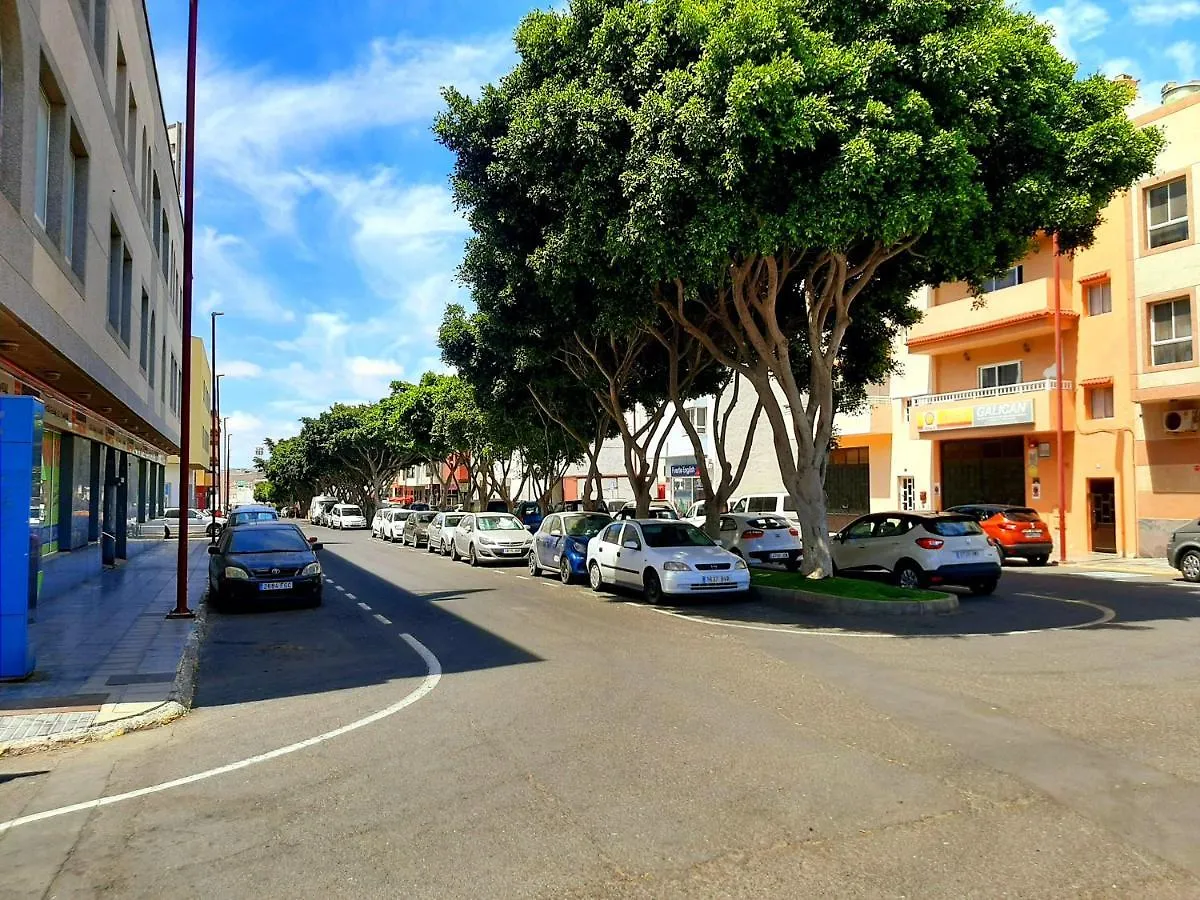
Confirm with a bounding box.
[666,460,705,513]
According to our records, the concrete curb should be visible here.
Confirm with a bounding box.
[753,584,958,616]
[0,600,208,757]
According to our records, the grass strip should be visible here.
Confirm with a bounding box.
[750,570,944,602]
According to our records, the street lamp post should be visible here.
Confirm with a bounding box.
[214,372,224,512]
[169,0,200,619]
[223,418,231,511]
[209,311,223,541]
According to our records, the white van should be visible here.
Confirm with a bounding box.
[328,503,368,530]
[730,493,800,524]
[309,495,338,526]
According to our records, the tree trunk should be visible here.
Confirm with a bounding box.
[788,463,833,577]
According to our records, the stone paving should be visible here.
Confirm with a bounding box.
[0,541,207,749]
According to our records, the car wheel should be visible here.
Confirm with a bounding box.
[426,539,435,554]
[588,561,605,592]
[469,545,479,567]
[559,557,573,584]
[450,541,460,561]
[893,561,926,590]
[1180,549,1200,583]
[529,550,542,577]
[1030,555,1049,567]
[969,578,999,596]
[992,541,1007,563]
[643,569,664,605]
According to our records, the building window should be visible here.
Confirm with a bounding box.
[125,88,138,163]
[159,337,166,402]
[114,39,127,141]
[139,291,150,370]
[120,247,132,347]
[35,91,51,226]
[148,312,157,386]
[107,219,122,331]
[982,266,1022,294]
[1086,281,1112,315]
[152,174,162,253]
[898,475,916,511]
[1087,386,1115,419]
[63,149,77,262]
[92,0,108,67]
[161,223,170,280]
[169,354,178,412]
[1147,177,1189,249]
[1149,297,1194,366]
[684,405,707,434]
[978,361,1022,389]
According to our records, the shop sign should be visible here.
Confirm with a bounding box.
[670,463,702,478]
[918,400,1034,432]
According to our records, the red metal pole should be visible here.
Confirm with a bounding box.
[1053,235,1067,564]
[169,0,200,618]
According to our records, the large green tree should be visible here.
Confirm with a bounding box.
[440,0,1162,575]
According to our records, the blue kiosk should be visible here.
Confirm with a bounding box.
[0,395,42,680]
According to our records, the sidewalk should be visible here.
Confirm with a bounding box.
[0,541,208,755]
[1054,553,1177,577]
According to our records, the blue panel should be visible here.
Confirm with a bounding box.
[0,396,41,678]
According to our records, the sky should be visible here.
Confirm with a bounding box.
[144,0,1199,467]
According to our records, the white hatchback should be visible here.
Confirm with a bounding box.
[449,513,533,565]
[831,512,1002,594]
[328,503,368,530]
[587,520,750,604]
[715,513,802,570]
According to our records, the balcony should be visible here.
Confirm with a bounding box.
[908,380,1075,439]
[837,397,893,438]
[907,279,1077,355]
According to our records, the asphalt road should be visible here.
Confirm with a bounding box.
[2,527,1200,898]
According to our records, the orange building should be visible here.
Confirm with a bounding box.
[905,82,1200,559]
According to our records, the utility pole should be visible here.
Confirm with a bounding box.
[209,311,222,540]
[169,0,200,619]
[223,418,231,511]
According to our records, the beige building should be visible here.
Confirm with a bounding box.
[164,336,212,509]
[0,0,185,574]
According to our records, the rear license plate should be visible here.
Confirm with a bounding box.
[955,550,983,560]
[702,575,733,585]
[769,552,789,560]
[503,548,523,555]
[1024,530,1044,538]
[259,581,293,591]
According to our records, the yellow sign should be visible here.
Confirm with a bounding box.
[918,407,975,431]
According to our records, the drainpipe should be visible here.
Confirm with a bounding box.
[1052,235,1067,563]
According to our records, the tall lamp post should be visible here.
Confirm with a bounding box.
[169,0,200,619]
[223,418,231,511]
[214,372,224,511]
[209,311,223,540]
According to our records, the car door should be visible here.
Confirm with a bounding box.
[187,509,208,535]
[593,523,623,581]
[833,516,878,571]
[869,514,914,573]
[615,523,646,588]
[457,516,474,554]
[536,515,560,568]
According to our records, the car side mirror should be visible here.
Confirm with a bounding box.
[623,540,639,550]
[207,545,219,555]
[308,536,319,544]
[311,542,323,551]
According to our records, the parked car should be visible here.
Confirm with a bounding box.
[529,511,614,583]
[400,511,438,547]
[449,512,533,565]
[729,493,800,524]
[683,500,725,527]
[831,512,1001,594]
[371,508,410,541]
[612,502,678,521]
[714,513,802,570]
[485,500,511,513]
[427,512,465,554]
[328,503,368,530]
[512,500,545,531]
[587,520,750,603]
[225,504,279,528]
[206,523,323,609]
[1166,518,1200,582]
[371,508,393,539]
[148,507,225,539]
[552,500,587,513]
[309,496,337,526]
[945,504,1053,565]
[408,502,432,512]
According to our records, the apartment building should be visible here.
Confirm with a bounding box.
[164,336,211,509]
[0,0,185,577]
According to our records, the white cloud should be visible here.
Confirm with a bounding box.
[197,228,298,323]
[220,360,264,379]
[1041,0,1110,59]
[1165,40,1198,77]
[222,410,300,468]
[1130,0,1200,24]
[1099,59,1167,115]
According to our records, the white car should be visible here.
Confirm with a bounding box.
[728,493,800,525]
[683,500,718,527]
[449,512,533,565]
[715,513,802,570]
[371,508,410,541]
[831,512,1002,594]
[428,512,465,554]
[612,502,678,521]
[148,507,226,539]
[587,519,750,604]
[328,503,368,530]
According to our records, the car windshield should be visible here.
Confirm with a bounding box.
[227,528,311,553]
[443,515,463,527]
[748,516,789,530]
[641,522,715,548]
[923,517,984,537]
[1002,508,1042,523]
[414,512,436,523]
[564,514,612,537]
[338,506,362,516]
[231,511,277,525]
[478,515,523,531]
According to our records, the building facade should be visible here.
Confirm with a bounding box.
[0,0,185,576]
[164,336,210,509]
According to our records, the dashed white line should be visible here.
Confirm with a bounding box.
[515,575,529,580]
[345,593,357,600]
[0,634,441,835]
[373,614,392,626]
[357,602,371,611]
[335,585,345,593]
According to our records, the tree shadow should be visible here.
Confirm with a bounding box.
[0,772,49,785]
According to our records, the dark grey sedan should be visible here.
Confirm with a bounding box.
[400,511,437,547]
[1167,519,1200,582]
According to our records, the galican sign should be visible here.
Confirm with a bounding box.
[918,400,1035,432]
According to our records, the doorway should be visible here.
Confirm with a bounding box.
[1088,478,1117,554]
[939,437,1026,509]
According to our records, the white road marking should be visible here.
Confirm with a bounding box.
[335,585,345,592]
[1074,571,1153,581]
[373,614,392,626]
[357,602,371,611]
[0,634,441,835]
[515,575,528,580]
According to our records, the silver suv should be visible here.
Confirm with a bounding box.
[1167,519,1200,582]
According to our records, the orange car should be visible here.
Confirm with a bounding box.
[946,505,1053,566]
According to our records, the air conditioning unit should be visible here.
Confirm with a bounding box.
[1163,409,1200,434]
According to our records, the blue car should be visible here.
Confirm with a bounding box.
[528,511,614,583]
[513,500,546,532]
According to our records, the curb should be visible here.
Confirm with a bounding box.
[0,600,208,757]
[752,584,958,616]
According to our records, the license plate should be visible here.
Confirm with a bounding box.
[259,581,293,591]
[955,550,983,559]
[769,552,789,560]
[1024,530,1044,538]
[503,548,523,555]
[702,575,733,585]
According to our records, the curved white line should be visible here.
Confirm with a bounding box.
[0,633,440,834]
[648,596,1115,639]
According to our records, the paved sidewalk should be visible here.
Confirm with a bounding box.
[0,541,207,754]
[1056,553,1178,576]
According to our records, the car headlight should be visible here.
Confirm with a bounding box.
[662,561,691,572]
[568,539,586,554]
[223,567,249,580]
[733,558,748,570]
[300,562,322,577]
[478,536,494,545]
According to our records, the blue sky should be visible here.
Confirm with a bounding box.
[144,0,1198,466]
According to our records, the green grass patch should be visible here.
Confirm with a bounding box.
[750,570,944,602]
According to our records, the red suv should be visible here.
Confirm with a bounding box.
[946,505,1053,566]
